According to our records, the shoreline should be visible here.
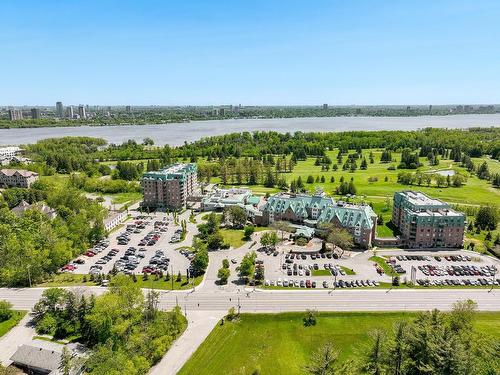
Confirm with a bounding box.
[1,114,500,146]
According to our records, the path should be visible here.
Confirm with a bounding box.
[149,310,224,375]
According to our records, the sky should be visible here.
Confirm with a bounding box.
[1,0,499,106]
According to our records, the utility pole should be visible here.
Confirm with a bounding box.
[171,264,174,290]
[490,269,497,292]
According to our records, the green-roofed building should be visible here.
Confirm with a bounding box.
[141,163,198,210]
[257,192,377,248]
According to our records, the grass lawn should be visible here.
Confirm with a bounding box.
[37,273,203,290]
[0,311,26,337]
[369,256,398,277]
[220,227,268,249]
[340,266,356,275]
[311,269,331,276]
[220,229,249,249]
[109,191,142,205]
[179,311,500,375]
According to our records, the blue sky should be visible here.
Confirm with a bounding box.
[1,0,499,105]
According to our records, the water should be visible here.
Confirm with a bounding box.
[0,114,499,146]
[434,170,456,177]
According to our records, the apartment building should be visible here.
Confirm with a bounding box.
[392,191,465,249]
[257,191,378,248]
[0,169,39,188]
[141,163,198,210]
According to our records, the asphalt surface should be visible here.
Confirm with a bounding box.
[1,286,499,312]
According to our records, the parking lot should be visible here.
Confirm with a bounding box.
[65,211,193,276]
[258,247,499,289]
[380,252,499,287]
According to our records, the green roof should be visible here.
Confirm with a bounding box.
[247,196,260,205]
[263,193,376,229]
[142,163,197,181]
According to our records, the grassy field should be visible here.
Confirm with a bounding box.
[0,311,26,337]
[200,150,499,206]
[179,311,500,375]
[36,273,204,290]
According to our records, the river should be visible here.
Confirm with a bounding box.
[1,114,499,146]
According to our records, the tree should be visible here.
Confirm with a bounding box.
[217,267,230,284]
[59,346,73,375]
[475,205,498,230]
[223,205,247,228]
[192,241,209,275]
[271,221,292,241]
[244,225,255,239]
[364,329,385,375]
[305,342,339,375]
[0,300,13,322]
[260,231,279,249]
[303,309,317,327]
[386,321,408,375]
[238,251,256,279]
[320,225,354,256]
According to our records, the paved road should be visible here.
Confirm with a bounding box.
[1,286,498,312]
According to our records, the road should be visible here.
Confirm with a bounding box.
[1,286,499,313]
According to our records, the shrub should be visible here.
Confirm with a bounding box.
[303,309,317,327]
[36,313,57,335]
[0,300,13,322]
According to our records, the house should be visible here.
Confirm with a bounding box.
[11,200,57,219]
[9,344,74,375]
[0,168,39,188]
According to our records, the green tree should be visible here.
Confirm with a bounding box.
[217,267,230,284]
[304,341,339,375]
[223,205,247,228]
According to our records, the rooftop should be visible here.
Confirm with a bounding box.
[10,344,62,373]
[142,163,196,181]
[398,190,447,207]
[0,168,38,177]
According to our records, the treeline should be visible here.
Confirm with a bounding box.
[31,277,187,374]
[176,128,500,160]
[302,300,499,375]
[3,105,499,129]
[397,171,467,187]
[198,156,294,188]
[0,187,107,286]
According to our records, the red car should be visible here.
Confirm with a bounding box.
[86,251,95,257]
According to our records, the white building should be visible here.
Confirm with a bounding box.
[104,210,127,231]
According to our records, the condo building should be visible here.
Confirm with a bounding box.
[392,191,465,249]
[0,169,39,188]
[141,163,198,210]
[257,191,378,248]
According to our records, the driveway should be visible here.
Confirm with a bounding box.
[0,313,35,365]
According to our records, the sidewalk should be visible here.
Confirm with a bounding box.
[149,310,224,375]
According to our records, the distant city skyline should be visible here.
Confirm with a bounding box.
[1,0,500,105]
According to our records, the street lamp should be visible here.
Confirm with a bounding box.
[490,268,498,292]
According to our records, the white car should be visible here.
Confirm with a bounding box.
[264,280,270,286]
